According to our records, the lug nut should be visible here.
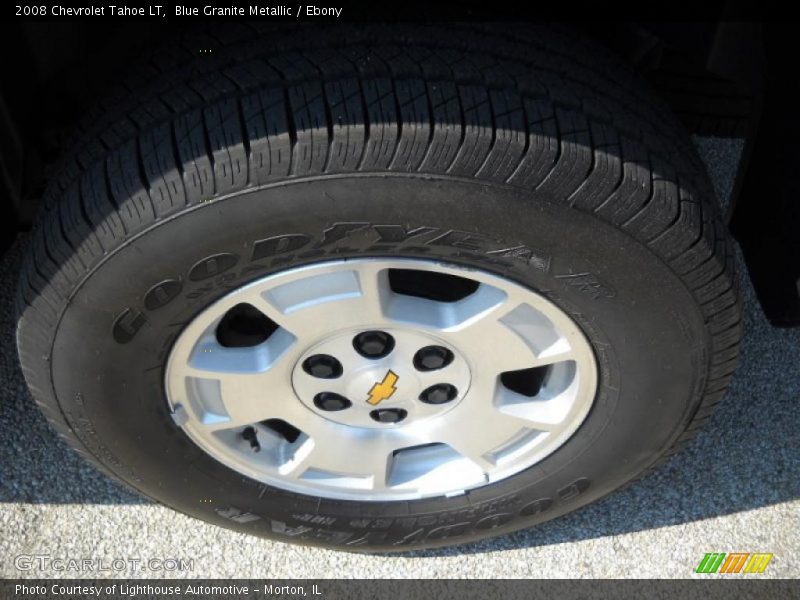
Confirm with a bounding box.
[353,331,395,359]
[314,392,352,412]
[241,426,261,452]
[413,345,454,371]
[302,354,343,379]
[419,383,458,405]
[369,408,408,424]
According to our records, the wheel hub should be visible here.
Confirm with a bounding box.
[292,328,471,429]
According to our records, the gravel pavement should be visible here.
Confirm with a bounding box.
[0,138,797,579]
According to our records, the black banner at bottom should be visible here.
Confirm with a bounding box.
[2,579,797,600]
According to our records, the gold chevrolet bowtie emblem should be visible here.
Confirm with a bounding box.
[367,370,399,406]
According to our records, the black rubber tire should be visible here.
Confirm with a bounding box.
[16,24,741,552]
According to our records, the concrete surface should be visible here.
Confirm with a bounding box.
[0,138,797,579]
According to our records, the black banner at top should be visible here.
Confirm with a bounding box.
[3,0,791,23]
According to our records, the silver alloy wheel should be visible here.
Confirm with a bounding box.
[165,259,598,501]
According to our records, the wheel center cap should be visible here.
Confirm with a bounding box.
[291,328,471,429]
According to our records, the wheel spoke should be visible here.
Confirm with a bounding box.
[254,265,392,339]
[446,311,536,374]
[282,427,403,490]
[353,262,393,323]
[423,376,556,470]
[441,415,552,472]
[182,368,300,432]
[447,299,577,373]
[179,330,301,431]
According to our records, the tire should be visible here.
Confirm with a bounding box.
[16,23,741,551]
